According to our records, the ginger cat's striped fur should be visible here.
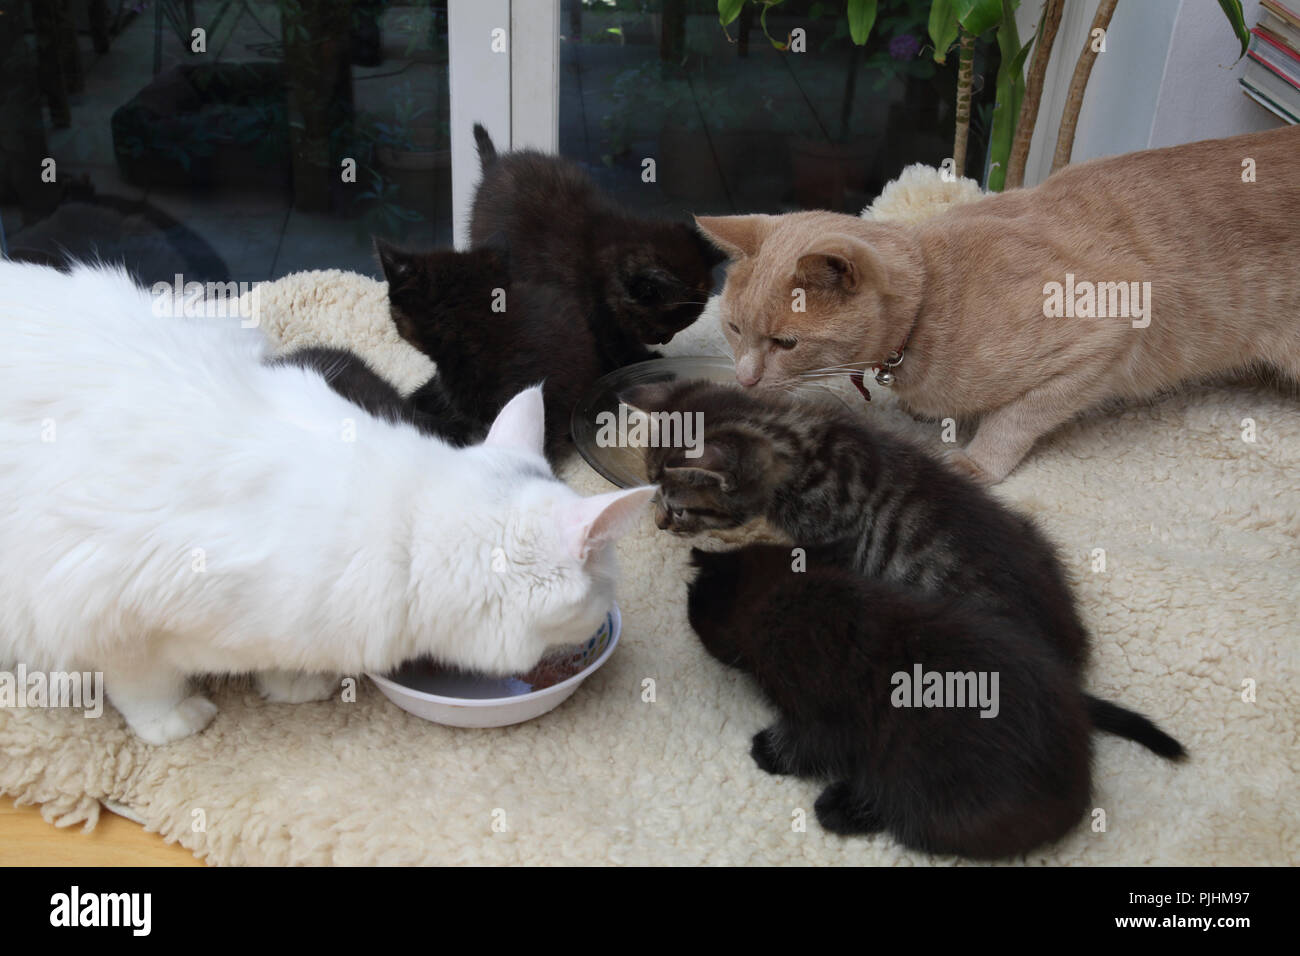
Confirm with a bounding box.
[698,125,1300,483]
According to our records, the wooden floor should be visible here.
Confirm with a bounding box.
[0,796,203,866]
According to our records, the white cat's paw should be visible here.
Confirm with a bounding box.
[131,695,218,745]
[256,671,338,704]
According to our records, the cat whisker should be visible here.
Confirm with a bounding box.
[798,362,874,374]
[792,381,857,411]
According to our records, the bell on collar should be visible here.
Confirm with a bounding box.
[875,349,904,387]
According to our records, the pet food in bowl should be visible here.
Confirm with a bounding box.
[367,606,620,728]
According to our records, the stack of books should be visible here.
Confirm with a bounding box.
[1241,0,1300,123]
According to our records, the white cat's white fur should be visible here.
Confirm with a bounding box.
[0,261,653,744]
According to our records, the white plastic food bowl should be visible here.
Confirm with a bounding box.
[367,606,621,728]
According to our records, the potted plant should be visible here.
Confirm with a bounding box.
[724,0,1253,193]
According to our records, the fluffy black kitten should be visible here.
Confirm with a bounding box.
[687,544,1185,859]
[627,380,1091,673]
[376,241,606,464]
[469,124,723,361]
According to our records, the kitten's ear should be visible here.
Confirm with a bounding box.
[681,222,728,270]
[562,486,657,561]
[666,441,736,492]
[375,239,424,303]
[689,546,729,570]
[694,215,771,260]
[618,382,677,413]
[671,424,780,493]
[794,234,888,295]
[375,237,412,284]
[484,385,546,458]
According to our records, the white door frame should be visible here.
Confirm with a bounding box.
[447,0,559,248]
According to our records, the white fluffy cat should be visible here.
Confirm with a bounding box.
[0,261,653,744]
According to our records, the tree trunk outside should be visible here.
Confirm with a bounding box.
[1005,0,1063,189]
[1052,0,1118,174]
[952,30,975,177]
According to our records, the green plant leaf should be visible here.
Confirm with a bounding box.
[847,0,878,45]
[759,2,789,50]
[1217,0,1250,59]
[956,0,1005,38]
[985,0,1027,192]
[929,0,959,63]
[718,0,746,27]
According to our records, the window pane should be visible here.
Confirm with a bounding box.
[560,0,999,217]
[0,0,452,285]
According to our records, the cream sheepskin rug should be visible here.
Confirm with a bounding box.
[2,169,1296,865]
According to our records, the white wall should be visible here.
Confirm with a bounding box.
[1148,0,1280,148]
[1016,0,1283,187]
[448,0,511,248]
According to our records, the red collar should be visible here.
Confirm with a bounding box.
[850,335,909,402]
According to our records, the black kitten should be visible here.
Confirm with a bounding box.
[469,123,723,361]
[271,346,476,441]
[687,544,1185,859]
[376,241,604,463]
[629,380,1092,673]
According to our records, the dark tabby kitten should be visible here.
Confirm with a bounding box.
[626,380,1090,672]
[469,124,724,363]
[376,241,605,463]
[687,544,1184,859]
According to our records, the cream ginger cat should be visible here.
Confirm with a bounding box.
[698,125,1300,483]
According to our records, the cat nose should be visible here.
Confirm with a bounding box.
[654,510,671,530]
[735,354,762,387]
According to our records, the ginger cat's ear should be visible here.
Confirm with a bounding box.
[694,215,771,260]
[794,234,890,295]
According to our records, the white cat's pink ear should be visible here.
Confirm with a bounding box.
[485,385,546,457]
[562,486,657,561]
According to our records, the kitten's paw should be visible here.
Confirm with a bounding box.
[814,781,884,835]
[256,671,338,704]
[944,449,998,486]
[131,695,218,746]
[750,729,791,775]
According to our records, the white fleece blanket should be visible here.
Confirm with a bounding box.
[1,168,1295,865]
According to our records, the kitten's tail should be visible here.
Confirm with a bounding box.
[1086,695,1186,761]
[473,123,498,169]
